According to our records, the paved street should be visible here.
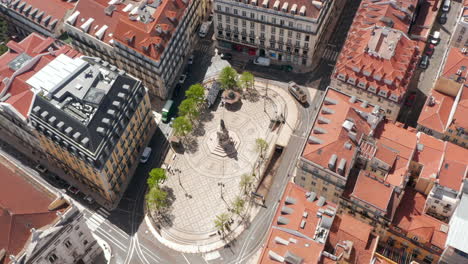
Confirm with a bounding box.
[398,1,462,127]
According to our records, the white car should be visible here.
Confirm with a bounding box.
[442,0,450,12]
[188,54,194,65]
[179,74,187,84]
[430,31,440,45]
[84,196,95,204]
[140,147,152,163]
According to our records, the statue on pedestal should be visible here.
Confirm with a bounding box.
[217,119,230,146]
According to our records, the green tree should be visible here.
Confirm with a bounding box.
[214,212,230,235]
[185,83,205,105]
[232,196,245,217]
[238,71,254,91]
[255,138,269,158]
[147,168,167,189]
[172,116,193,137]
[239,173,254,195]
[146,187,168,211]
[219,66,238,90]
[178,98,200,121]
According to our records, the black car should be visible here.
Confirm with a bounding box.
[439,12,447,25]
[220,53,232,60]
[420,55,429,69]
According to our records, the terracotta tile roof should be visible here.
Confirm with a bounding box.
[0,159,61,264]
[418,88,455,133]
[442,47,468,85]
[0,33,79,119]
[392,189,448,249]
[351,0,417,33]
[258,183,337,264]
[68,0,129,45]
[334,0,421,102]
[323,214,378,264]
[113,0,190,61]
[438,143,468,191]
[351,171,394,212]
[301,89,374,176]
[6,0,75,32]
[413,133,445,180]
[374,141,398,166]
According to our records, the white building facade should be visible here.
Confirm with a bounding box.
[213,0,345,70]
[451,6,468,48]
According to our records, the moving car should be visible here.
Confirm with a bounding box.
[442,0,450,12]
[179,74,187,84]
[140,147,152,164]
[430,31,440,45]
[188,54,194,65]
[199,21,211,38]
[253,57,271,66]
[288,81,307,104]
[420,55,429,69]
[84,195,95,204]
[220,53,232,60]
[439,12,447,25]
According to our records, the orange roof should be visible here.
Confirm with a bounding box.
[301,89,374,177]
[323,214,378,264]
[68,0,128,44]
[438,143,468,191]
[442,47,468,85]
[0,33,80,119]
[334,0,421,102]
[0,159,64,264]
[392,189,447,249]
[418,89,455,133]
[7,0,75,33]
[113,0,190,61]
[413,133,445,180]
[258,183,337,264]
[245,0,329,19]
[351,171,394,212]
[374,141,397,166]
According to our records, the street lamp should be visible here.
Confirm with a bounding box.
[218,182,225,199]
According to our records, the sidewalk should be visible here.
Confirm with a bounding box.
[144,77,300,253]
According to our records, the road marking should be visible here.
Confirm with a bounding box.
[134,234,150,264]
[141,245,161,261]
[98,208,110,217]
[94,228,127,251]
[183,254,191,264]
[141,246,161,263]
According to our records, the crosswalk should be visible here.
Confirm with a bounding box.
[322,49,340,62]
[86,208,110,231]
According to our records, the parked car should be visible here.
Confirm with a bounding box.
[430,31,440,45]
[67,186,80,195]
[84,195,95,204]
[188,54,194,65]
[179,74,187,84]
[405,92,417,106]
[425,44,435,56]
[220,53,232,60]
[140,147,152,163]
[442,0,451,12]
[253,57,271,66]
[420,55,429,69]
[439,12,447,25]
[288,81,307,104]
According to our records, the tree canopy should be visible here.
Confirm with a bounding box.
[172,116,193,137]
[219,66,238,90]
[146,187,168,211]
[238,71,254,90]
[255,138,268,157]
[185,83,205,105]
[147,168,167,189]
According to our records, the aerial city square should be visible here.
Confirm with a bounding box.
[0,0,467,263]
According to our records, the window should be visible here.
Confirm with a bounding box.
[64,240,72,248]
[233,9,238,15]
[305,35,310,42]
[311,181,316,186]
[386,109,392,114]
[434,199,439,204]
[83,239,89,246]
[48,253,58,263]
[217,5,221,11]
[225,7,230,13]
[322,187,328,192]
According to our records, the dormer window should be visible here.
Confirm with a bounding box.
[282,2,289,12]
[273,0,280,10]
[299,5,306,16]
[262,0,269,8]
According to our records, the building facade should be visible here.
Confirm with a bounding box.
[28,55,156,209]
[451,4,468,48]
[0,0,76,38]
[65,0,209,99]
[213,0,346,70]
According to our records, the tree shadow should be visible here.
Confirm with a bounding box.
[199,108,215,123]
[184,136,199,154]
[244,89,261,103]
[192,121,206,137]
[149,186,176,228]
[225,100,243,112]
